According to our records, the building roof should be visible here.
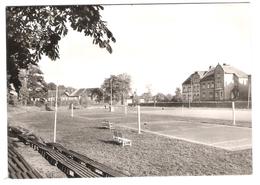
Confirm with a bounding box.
[48,89,68,97]
[182,75,192,85]
[200,67,215,81]
[222,64,248,78]
[69,88,100,97]
[182,71,207,85]
[196,71,208,78]
[70,88,89,97]
[183,63,249,85]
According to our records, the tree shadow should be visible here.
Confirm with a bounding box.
[92,126,110,130]
[98,139,118,145]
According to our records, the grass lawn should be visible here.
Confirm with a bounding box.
[7,106,252,176]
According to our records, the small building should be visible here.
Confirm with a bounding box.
[69,88,102,106]
[47,89,71,106]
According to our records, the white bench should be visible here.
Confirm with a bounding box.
[113,131,132,147]
[101,120,113,129]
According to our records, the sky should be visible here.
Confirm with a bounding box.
[38,3,252,95]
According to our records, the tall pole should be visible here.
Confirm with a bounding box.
[247,76,251,109]
[232,101,236,125]
[71,103,74,117]
[110,78,113,112]
[137,105,141,134]
[189,76,192,108]
[54,85,58,143]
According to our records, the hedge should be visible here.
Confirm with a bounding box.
[135,101,251,109]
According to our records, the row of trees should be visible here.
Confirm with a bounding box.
[10,67,182,106]
[100,73,183,105]
[139,88,182,104]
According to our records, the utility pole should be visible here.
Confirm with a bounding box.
[247,75,251,109]
[189,75,192,108]
[54,84,58,143]
[110,78,113,112]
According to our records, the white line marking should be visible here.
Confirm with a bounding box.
[228,144,252,150]
[116,125,251,151]
[212,138,250,145]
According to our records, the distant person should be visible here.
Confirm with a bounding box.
[45,104,53,111]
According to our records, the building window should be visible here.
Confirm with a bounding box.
[215,92,218,98]
[202,83,206,89]
[216,82,221,88]
[202,92,206,98]
[211,82,214,88]
[209,92,213,98]
[220,91,223,97]
[207,83,210,88]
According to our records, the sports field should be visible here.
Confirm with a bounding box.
[75,106,252,151]
[7,105,252,176]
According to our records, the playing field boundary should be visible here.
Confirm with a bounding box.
[114,124,251,151]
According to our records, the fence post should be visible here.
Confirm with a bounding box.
[232,101,236,125]
[124,105,127,115]
[137,105,141,134]
[71,103,74,117]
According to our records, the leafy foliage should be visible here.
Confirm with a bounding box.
[154,93,167,102]
[18,70,29,105]
[101,73,131,104]
[6,5,116,92]
[26,64,48,102]
[172,87,182,102]
[47,82,57,90]
[141,92,153,103]
[17,64,48,105]
[89,88,104,103]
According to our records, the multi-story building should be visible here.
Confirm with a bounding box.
[182,63,250,102]
[182,71,207,102]
[200,66,217,101]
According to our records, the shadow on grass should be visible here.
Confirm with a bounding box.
[92,126,112,130]
[98,139,119,146]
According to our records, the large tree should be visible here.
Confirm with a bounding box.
[154,93,167,102]
[47,82,57,90]
[26,64,48,102]
[6,5,116,93]
[172,87,182,102]
[101,73,131,104]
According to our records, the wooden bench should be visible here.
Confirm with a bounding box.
[46,142,127,177]
[113,131,132,147]
[44,149,100,178]
[9,126,127,178]
[101,120,113,129]
[10,132,97,178]
[30,141,99,178]
[8,146,42,179]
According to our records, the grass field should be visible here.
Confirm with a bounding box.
[7,106,252,176]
